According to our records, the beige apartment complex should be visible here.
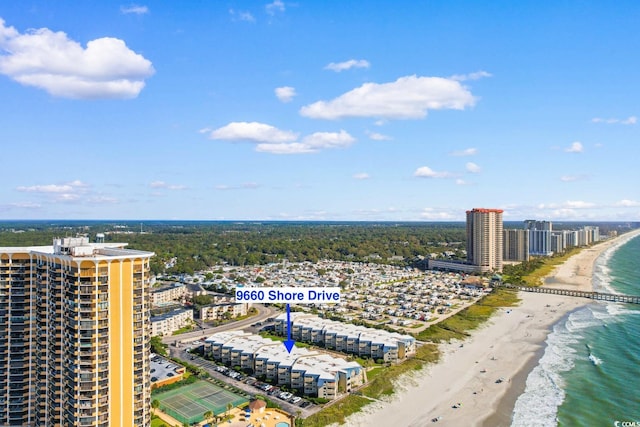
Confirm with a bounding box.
[0,237,154,426]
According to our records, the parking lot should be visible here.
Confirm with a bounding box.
[171,346,319,418]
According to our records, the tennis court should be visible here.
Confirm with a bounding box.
[155,380,249,425]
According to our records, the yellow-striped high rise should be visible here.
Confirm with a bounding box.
[0,236,154,426]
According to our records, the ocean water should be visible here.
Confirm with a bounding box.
[512,233,640,427]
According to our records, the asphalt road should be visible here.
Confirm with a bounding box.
[161,303,278,345]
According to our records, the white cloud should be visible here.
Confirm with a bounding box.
[353,173,370,180]
[0,18,154,99]
[565,200,595,209]
[565,141,583,153]
[465,162,481,173]
[303,130,355,149]
[538,200,596,210]
[256,143,315,154]
[266,0,285,15]
[324,59,370,72]
[449,70,492,81]
[120,5,149,15]
[591,116,636,125]
[615,199,640,207]
[215,182,260,190]
[17,184,73,193]
[208,122,355,154]
[366,131,392,141]
[450,148,477,156]
[149,181,186,190]
[16,180,90,203]
[560,175,589,182]
[413,166,453,178]
[209,122,298,143]
[256,130,355,154]
[229,9,255,22]
[275,86,296,102]
[87,195,119,204]
[419,208,457,220]
[17,180,89,194]
[300,75,476,120]
[8,202,42,209]
[455,179,468,185]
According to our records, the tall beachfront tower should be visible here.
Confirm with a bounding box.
[503,228,529,262]
[0,236,154,426]
[524,220,553,256]
[466,208,504,272]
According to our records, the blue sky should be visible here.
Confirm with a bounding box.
[1,1,638,221]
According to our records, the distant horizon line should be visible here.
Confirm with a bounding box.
[0,219,636,224]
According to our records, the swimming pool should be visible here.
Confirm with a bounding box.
[275,422,290,427]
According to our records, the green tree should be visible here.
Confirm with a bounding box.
[192,294,214,306]
[150,336,168,356]
[226,402,233,419]
[151,399,160,416]
[203,410,213,425]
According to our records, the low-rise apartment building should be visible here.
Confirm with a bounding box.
[200,296,248,321]
[274,313,416,363]
[205,331,365,399]
[151,308,194,336]
[151,282,187,306]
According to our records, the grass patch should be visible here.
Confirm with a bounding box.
[259,331,312,348]
[171,325,194,335]
[502,247,582,287]
[521,249,580,286]
[365,366,384,381]
[150,418,169,427]
[360,343,439,399]
[303,395,372,427]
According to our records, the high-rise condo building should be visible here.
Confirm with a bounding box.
[524,220,553,256]
[0,236,154,426]
[503,229,530,262]
[466,208,504,272]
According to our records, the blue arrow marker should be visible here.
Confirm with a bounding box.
[283,303,295,353]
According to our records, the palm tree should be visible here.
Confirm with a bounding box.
[226,403,233,420]
[151,399,160,417]
[203,410,213,425]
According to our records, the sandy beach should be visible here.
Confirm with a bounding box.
[341,231,640,427]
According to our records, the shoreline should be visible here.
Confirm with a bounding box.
[340,230,640,427]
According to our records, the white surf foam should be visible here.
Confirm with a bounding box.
[511,310,584,427]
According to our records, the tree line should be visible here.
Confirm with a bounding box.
[0,220,631,275]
